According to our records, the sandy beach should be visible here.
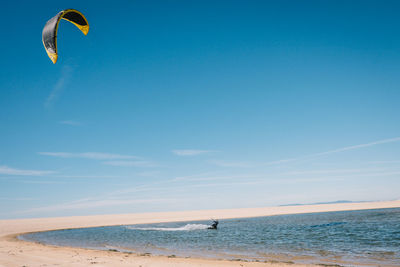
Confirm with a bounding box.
[1,200,399,267]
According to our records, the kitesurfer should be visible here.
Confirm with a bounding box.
[208,219,218,229]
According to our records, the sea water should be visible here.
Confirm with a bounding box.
[21,208,400,266]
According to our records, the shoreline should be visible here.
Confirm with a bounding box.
[1,200,400,267]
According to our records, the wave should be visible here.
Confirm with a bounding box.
[126,223,209,231]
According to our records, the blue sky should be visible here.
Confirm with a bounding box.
[1,0,400,219]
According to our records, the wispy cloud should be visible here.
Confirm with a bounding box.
[208,160,254,168]
[264,136,400,166]
[264,158,297,166]
[58,120,82,126]
[368,160,400,164]
[173,173,261,182]
[21,197,177,213]
[19,180,66,184]
[172,149,217,156]
[110,175,346,198]
[278,170,400,183]
[0,197,35,201]
[38,152,138,160]
[107,165,384,198]
[282,168,387,176]
[136,171,161,177]
[0,165,55,176]
[103,160,156,167]
[177,178,336,189]
[310,137,400,157]
[107,183,167,196]
[44,65,73,108]
[53,174,123,179]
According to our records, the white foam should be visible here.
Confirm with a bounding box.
[126,223,209,231]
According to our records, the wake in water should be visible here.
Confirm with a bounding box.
[126,223,209,231]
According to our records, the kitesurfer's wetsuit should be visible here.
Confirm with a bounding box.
[208,220,218,229]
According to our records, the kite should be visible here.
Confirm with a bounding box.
[42,9,89,64]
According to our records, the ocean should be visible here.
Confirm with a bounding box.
[20,208,400,266]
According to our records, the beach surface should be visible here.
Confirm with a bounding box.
[1,200,399,267]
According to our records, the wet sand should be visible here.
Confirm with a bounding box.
[1,200,399,267]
